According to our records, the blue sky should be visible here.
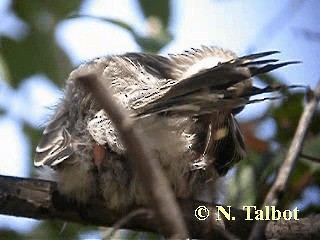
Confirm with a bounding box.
[0,0,319,235]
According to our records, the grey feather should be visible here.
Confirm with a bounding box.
[33,46,297,207]
[133,50,298,117]
[34,127,73,167]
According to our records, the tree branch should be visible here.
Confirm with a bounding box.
[249,82,320,240]
[0,175,319,239]
[75,69,188,238]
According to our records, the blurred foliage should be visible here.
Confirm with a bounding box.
[71,0,173,53]
[272,93,305,143]
[226,83,320,213]
[0,0,79,88]
[73,15,173,53]
[0,0,319,239]
[29,220,97,239]
[272,93,320,143]
[0,220,97,240]
[23,122,43,173]
[100,228,163,240]
[138,0,171,28]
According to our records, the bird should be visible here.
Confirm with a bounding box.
[34,46,296,209]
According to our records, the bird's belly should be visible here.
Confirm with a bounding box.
[137,115,198,196]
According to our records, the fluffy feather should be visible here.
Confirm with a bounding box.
[34,46,296,208]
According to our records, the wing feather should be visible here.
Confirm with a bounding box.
[34,114,73,167]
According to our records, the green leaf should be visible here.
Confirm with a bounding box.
[69,15,137,34]
[12,0,82,23]
[0,229,26,240]
[271,92,320,144]
[301,134,320,170]
[255,73,284,86]
[271,93,304,143]
[93,17,173,53]
[226,159,257,207]
[0,34,72,88]
[135,33,173,53]
[137,0,171,28]
[29,220,97,239]
[0,0,82,88]
[72,15,173,53]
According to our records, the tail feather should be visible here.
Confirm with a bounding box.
[238,50,279,60]
[248,61,300,76]
[134,51,299,117]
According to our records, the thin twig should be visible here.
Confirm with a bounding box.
[300,153,320,163]
[249,82,320,240]
[104,208,152,239]
[76,70,189,238]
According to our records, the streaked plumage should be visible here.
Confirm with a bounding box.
[34,46,295,208]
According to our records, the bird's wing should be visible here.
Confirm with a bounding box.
[34,111,73,167]
[134,50,299,117]
[122,52,173,79]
